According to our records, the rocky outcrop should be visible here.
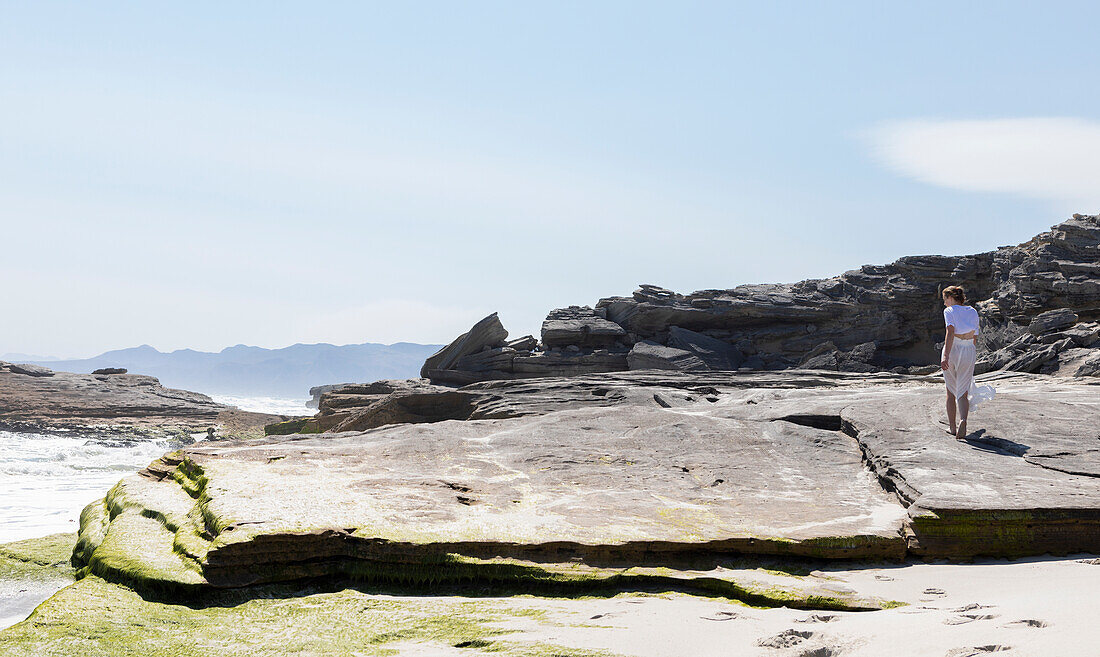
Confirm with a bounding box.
[0,362,279,438]
[626,341,707,371]
[540,305,627,347]
[74,370,1100,602]
[420,313,509,377]
[422,214,1100,384]
[91,367,127,375]
[4,362,54,377]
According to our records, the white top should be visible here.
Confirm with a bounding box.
[944,305,980,335]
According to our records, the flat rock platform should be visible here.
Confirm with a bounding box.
[72,371,1100,597]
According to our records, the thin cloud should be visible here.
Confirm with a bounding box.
[865,117,1100,210]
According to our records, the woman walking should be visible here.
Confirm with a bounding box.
[940,285,993,439]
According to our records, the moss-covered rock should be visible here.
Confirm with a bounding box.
[0,575,622,656]
[263,418,320,436]
[0,534,76,582]
[1,534,77,632]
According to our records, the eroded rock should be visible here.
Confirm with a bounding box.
[72,370,1100,598]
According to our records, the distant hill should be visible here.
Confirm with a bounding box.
[29,342,443,399]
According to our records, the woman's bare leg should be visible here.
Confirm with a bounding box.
[956,394,969,439]
[946,390,957,435]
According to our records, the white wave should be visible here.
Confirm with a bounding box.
[211,395,312,416]
[0,431,173,543]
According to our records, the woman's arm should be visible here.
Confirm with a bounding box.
[941,326,955,371]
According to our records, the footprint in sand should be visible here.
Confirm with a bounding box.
[700,610,741,621]
[757,629,814,649]
[920,587,948,601]
[795,613,838,624]
[950,603,994,613]
[873,574,894,581]
[1001,619,1049,628]
[943,612,999,625]
[945,646,1011,657]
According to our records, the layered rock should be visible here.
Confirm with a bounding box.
[0,361,279,438]
[75,370,1100,603]
[422,214,1100,384]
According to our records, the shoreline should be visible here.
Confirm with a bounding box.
[2,531,1097,654]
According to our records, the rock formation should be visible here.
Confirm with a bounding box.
[420,214,1100,384]
[0,361,279,438]
[77,370,1100,604]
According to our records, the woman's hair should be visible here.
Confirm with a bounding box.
[942,285,967,304]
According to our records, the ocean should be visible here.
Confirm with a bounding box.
[0,397,312,543]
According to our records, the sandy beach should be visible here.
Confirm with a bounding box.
[480,555,1100,657]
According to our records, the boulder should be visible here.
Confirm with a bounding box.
[7,363,54,377]
[798,342,840,371]
[1076,351,1100,377]
[505,335,538,351]
[1038,322,1100,347]
[1028,308,1079,335]
[92,368,128,375]
[666,326,744,370]
[420,313,508,378]
[541,306,626,348]
[1004,344,1060,373]
[627,341,707,371]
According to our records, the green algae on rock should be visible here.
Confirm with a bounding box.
[0,575,623,657]
[0,534,75,582]
[71,401,912,598]
[0,534,77,632]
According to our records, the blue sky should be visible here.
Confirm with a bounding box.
[3,2,1099,357]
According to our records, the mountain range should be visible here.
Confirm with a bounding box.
[21,342,442,399]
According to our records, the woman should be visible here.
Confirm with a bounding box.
[940,285,994,439]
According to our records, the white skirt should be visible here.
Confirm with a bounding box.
[943,339,995,408]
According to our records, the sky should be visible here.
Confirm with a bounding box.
[3,2,1100,358]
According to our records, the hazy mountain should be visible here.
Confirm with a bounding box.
[29,342,443,399]
[2,352,63,362]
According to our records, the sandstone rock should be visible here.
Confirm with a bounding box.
[1028,308,1079,335]
[511,349,628,377]
[7,363,54,377]
[307,383,350,409]
[91,368,127,375]
[420,313,508,378]
[316,379,441,414]
[626,341,707,371]
[1004,344,1059,373]
[505,335,538,351]
[801,352,839,371]
[72,370,1100,598]
[846,341,877,363]
[1076,351,1100,377]
[453,346,518,373]
[667,326,744,370]
[422,215,1100,384]
[1038,322,1100,347]
[798,342,840,370]
[540,306,626,348]
[0,366,275,437]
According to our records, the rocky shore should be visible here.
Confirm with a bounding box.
[418,214,1100,385]
[3,213,1099,654]
[0,361,283,439]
